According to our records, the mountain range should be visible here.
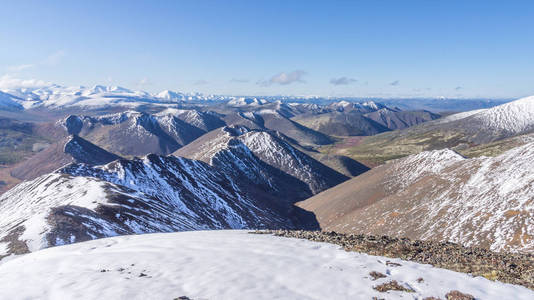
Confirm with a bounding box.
[0,82,531,262]
[0,126,352,257]
[327,95,534,165]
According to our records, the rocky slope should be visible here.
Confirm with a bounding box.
[292,111,390,136]
[220,109,334,146]
[263,230,534,290]
[174,126,349,195]
[298,142,534,253]
[292,105,439,137]
[8,135,120,181]
[60,110,224,156]
[364,108,440,130]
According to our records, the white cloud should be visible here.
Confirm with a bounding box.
[0,75,51,89]
[330,77,357,85]
[258,70,306,86]
[6,64,35,72]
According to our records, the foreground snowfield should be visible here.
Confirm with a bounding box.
[0,231,531,300]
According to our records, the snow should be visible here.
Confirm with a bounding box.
[391,149,465,188]
[0,91,23,110]
[436,108,487,124]
[470,95,534,134]
[1,146,317,254]
[362,100,379,110]
[155,89,185,101]
[0,242,9,256]
[435,96,534,133]
[384,142,534,252]
[0,174,114,251]
[227,97,269,107]
[0,84,228,109]
[0,231,530,300]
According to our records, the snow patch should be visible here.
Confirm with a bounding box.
[0,231,530,300]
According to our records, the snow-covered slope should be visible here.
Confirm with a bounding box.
[468,95,534,135]
[0,231,531,300]
[0,153,312,256]
[0,128,349,256]
[154,108,225,132]
[430,95,534,143]
[175,126,348,195]
[0,91,23,111]
[299,142,534,253]
[435,108,488,124]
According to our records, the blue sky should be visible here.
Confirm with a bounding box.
[1,0,533,98]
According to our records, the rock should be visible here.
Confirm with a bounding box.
[373,280,414,293]
[445,290,475,300]
[369,271,387,280]
[386,261,402,267]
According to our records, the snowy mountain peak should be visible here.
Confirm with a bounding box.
[470,95,534,134]
[156,89,184,101]
[362,100,379,109]
[227,97,269,107]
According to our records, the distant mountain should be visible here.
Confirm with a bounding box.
[175,126,348,195]
[219,109,334,146]
[293,102,439,137]
[449,95,534,143]
[364,109,440,130]
[377,98,511,112]
[293,111,391,136]
[60,110,225,157]
[9,135,120,181]
[155,90,186,101]
[227,97,268,107]
[327,100,388,113]
[329,95,534,165]
[0,91,23,111]
[0,85,229,110]
[298,142,534,253]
